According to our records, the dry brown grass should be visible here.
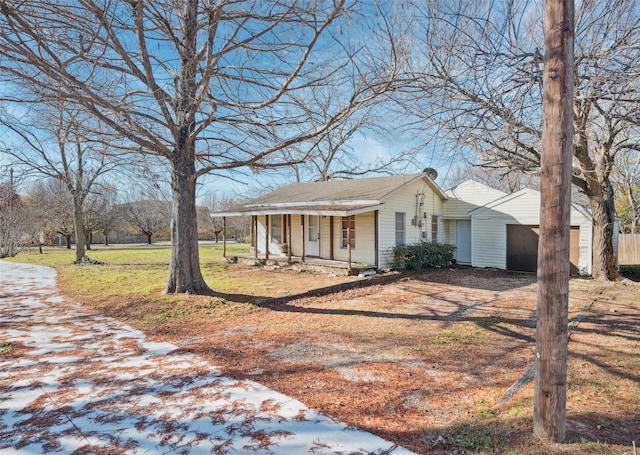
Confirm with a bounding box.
[54,263,639,455]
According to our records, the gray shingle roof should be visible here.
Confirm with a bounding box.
[214,172,447,216]
[248,173,428,206]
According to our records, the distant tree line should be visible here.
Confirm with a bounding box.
[0,177,249,258]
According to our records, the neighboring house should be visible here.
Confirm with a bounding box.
[214,173,601,276]
[214,171,448,272]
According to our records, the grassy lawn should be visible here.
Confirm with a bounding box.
[5,245,639,454]
[9,243,251,298]
[6,243,361,328]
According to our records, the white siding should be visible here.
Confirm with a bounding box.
[320,216,332,258]
[471,216,507,269]
[256,215,288,256]
[289,214,305,257]
[327,212,376,265]
[378,179,445,268]
[578,218,592,275]
[442,219,455,245]
[471,189,593,274]
[442,181,507,265]
[443,181,507,219]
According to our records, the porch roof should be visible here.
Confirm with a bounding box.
[212,171,447,218]
[213,202,383,218]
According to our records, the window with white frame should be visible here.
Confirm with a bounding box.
[431,215,439,244]
[270,215,283,244]
[308,215,319,242]
[341,216,355,248]
[395,212,406,246]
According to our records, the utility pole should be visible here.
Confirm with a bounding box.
[534,0,575,443]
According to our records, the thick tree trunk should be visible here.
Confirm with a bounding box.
[574,142,618,280]
[163,0,210,294]
[534,0,573,444]
[72,200,86,263]
[589,185,618,280]
[146,233,153,245]
[164,158,210,294]
[65,235,71,249]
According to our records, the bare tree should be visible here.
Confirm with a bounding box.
[82,193,103,250]
[199,193,251,242]
[21,184,54,253]
[200,194,226,242]
[121,196,170,245]
[229,211,252,243]
[94,185,121,246]
[445,162,540,194]
[0,105,121,262]
[46,181,77,249]
[0,180,22,257]
[400,0,640,280]
[613,150,640,233]
[280,85,407,182]
[0,1,402,293]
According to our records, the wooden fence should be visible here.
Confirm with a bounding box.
[619,234,640,265]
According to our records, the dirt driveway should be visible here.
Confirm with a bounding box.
[0,261,413,454]
[117,265,639,454]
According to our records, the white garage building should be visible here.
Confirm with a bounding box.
[442,181,593,275]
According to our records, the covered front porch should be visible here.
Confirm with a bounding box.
[217,207,381,275]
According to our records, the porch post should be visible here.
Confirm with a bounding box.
[374,210,379,269]
[329,216,334,260]
[222,216,227,258]
[265,215,270,260]
[253,216,258,260]
[347,215,352,274]
[301,215,306,262]
[287,214,292,262]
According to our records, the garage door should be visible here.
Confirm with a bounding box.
[506,225,580,274]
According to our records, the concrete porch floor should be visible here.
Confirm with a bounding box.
[227,253,378,276]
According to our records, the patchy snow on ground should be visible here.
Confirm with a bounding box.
[0,260,414,455]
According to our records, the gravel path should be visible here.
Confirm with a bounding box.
[0,260,413,455]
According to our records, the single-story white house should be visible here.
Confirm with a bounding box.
[214,171,600,276]
[214,171,447,272]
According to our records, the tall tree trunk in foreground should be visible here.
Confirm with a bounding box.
[534,0,574,443]
[164,0,208,294]
[166,155,208,293]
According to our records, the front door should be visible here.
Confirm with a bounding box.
[306,215,320,256]
[455,220,472,264]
